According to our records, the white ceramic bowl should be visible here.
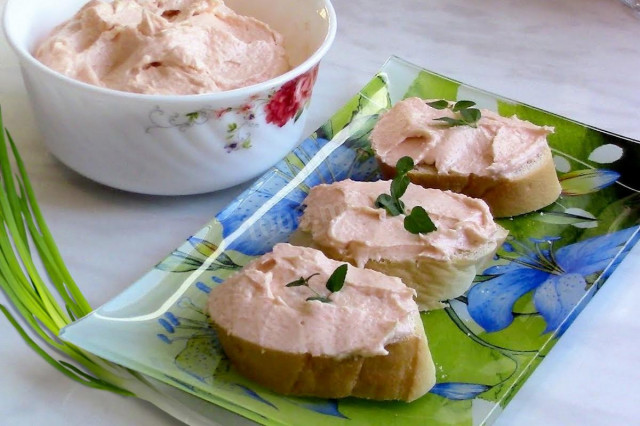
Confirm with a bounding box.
[3,0,336,195]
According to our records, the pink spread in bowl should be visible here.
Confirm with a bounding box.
[2,0,337,195]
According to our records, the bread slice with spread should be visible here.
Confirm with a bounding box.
[208,243,436,402]
[370,97,561,217]
[292,179,508,310]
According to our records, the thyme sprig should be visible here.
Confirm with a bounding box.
[374,156,413,216]
[375,156,437,235]
[427,99,482,128]
[286,264,348,303]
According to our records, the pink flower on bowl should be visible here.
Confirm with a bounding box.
[265,65,319,127]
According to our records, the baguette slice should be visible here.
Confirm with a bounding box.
[293,180,508,310]
[370,97,562,218]
[208,243,436,402]
[213,309,433,402]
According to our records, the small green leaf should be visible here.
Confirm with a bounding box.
[286,273,319,287]
[227,123,237,132]
[306,296,332,303]
[390,174,410,200]
[375,194,404,216]
[404,206,437,234]
[460,108,481,125]
[426,100,449,110]
[326,264,348,293]
[432,100,482,128]
[375,156,413,216]
[434,117,465,126]
[375,193,394,208]
[395,156,415,176]
[286,277,307,287]
[452,100,476,111]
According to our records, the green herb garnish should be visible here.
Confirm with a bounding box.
[395,155,415,176]
[403,206,437,234]
[326,264,348,293]
[429,99,482,128]
[374,194,404,216]
[374,156,437,235]
[426,99,449,110]
[451,100,476,111]
[285,273,320,288]
[375,156,412,215]
[286,265,348,303]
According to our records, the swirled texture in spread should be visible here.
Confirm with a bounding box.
[299,180,502,267]
[371,97,554,178]
[208,243,418,358]
[35,0,290,94]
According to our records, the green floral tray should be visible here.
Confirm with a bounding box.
[60,56,640,425]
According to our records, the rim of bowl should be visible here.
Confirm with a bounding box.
[2,0,337,103]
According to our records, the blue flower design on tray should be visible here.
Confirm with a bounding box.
[467,226,639,335]
[430,382,491,401]
[156,236,243,273]
[59,58,640,426]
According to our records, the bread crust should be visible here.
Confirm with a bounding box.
[212,313,436,402]
[364,232,505,310]
[377,147,561,218]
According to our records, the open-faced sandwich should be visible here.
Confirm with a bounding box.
[208,243,436,402]
[369,97,561,217]
[293,177,508,310]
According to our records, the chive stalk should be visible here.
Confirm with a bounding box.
[0,106,219,425]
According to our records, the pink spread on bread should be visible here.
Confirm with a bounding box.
[370,97,554,178]
[208,243,418,359]
[298,179,502,266]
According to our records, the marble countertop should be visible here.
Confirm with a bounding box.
[1,0,640,424]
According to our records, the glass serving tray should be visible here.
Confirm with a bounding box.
[61,56,640,425]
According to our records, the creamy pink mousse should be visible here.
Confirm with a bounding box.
[208,243,419,358]
[298,180,502,267]
[34,0,290,95]
[370,97,554,177]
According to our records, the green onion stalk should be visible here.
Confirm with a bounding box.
[0,107,219,426]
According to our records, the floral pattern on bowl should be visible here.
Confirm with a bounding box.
[5,0,336,195]
[60,57,640,426]
[146,66,319,153]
